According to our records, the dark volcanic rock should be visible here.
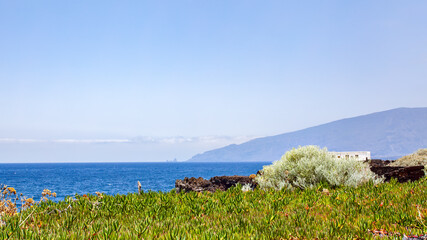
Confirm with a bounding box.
[368,159,394,167]
[210,176,255,191]
[175,175,256,193]
[367,160,425,182]
[369,165,425,183]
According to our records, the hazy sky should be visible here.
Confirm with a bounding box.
[1,1,426,162]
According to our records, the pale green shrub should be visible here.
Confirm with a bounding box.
[390,148,427,167]
[255,145,383,190]
[241,183,253,192]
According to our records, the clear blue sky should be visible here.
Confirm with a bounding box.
[1,1,426,162]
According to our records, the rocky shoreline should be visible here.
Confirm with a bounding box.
[175,160,425,193]
[175,175,257,193]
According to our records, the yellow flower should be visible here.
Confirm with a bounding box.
[41,189,51,197]
[7,187,16,195]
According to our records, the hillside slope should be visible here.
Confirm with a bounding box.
[188,107,427,162]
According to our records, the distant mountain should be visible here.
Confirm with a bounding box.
[188,107,427,162]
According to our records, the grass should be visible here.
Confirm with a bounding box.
[1,178,426,239]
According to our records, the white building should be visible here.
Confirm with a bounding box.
[330,151,371,161]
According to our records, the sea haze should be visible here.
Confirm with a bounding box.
[0,162,270,201]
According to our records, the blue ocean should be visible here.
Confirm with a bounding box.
[0,162,270,201]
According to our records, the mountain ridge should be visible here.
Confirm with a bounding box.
[187,107,427,162]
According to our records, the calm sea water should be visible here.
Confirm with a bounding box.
[0,162,270,201]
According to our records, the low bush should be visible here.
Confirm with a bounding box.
[255,145,383,190]
[391,148,427,168]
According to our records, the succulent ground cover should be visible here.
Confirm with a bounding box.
[1,177,426,239]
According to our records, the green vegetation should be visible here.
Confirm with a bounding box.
[1,178,426,239]
[256,146,383,190]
